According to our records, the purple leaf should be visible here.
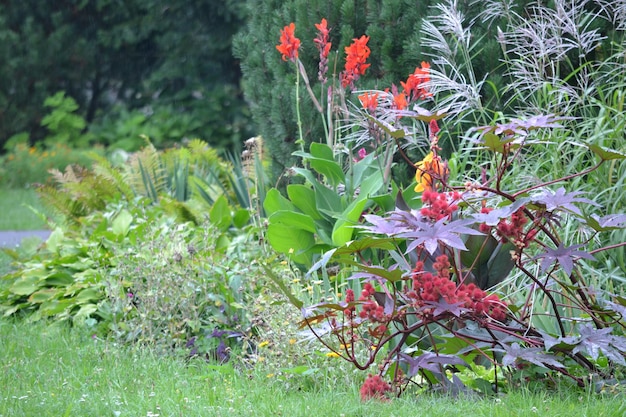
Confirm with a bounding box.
[573,324,626,365]
[532,187,600,216]
[423,299,469,318]
[400,352,467,377]
[595,214,626,228]
[400,218,483,255]
[500,343,565,369]
[535,243,595,275]
[471,199,528,226]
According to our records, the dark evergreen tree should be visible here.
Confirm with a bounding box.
[0,0,251,151]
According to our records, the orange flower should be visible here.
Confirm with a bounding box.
[314,18,332,82]
[276,23,301,62]
[414,152,446,193]
[314,18,331,58]
[358,92,378,113]
[401,62,432,101]
[341,35,371,88]
[393,91,408,110]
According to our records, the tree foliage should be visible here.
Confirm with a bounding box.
[0,0,251,151]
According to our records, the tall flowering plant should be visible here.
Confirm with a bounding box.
[270,18,626,400]
[265,20,436,267]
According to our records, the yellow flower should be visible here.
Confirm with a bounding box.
[325,351,340,358]
[289,338,297,345]
[414,152,446,193]
[258,341,270,348]
[266,373,275,378]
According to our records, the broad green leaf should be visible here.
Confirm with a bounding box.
[266,223,315,265]
[358,170,384,197]
[309,142,334,160]
[308,158,345,187]
[74,287,102,304]
[348,152,376,192]
[293,167,342,215]
[44,271,74,287]
[232,208,251,228]
[263,188,295,215]
[111,209,133,236]
[587,144,626,161]
[9,275,41,295]
[73,303,98,323]
[331,198,368,246]
[28,288,59,304]
[209,195,232,231]
[335,237,397,255]
[269,211,317,234]
[215,233,230,253]
[46,227,65,253]
[39,299,72,316]
[287,184,321,219]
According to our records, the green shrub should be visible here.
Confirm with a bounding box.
[0,143,99,188]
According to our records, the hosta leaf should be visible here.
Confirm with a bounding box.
[9,275,41,295]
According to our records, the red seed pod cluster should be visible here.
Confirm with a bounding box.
[420,190,461,221]
[409,255,507,321]
[358,283,386,322]
[360,374,392,401]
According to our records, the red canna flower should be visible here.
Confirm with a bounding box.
[393,91,408,110]
[276,23,301,62]
[358,92,379,113]
[341,35,371,89]
[401,61,432,101]
[314,18,332,82]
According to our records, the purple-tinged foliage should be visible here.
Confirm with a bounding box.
[535,243,595,275]
[531,187,600,216]
[400,352,467,377]
[499,343,566,369]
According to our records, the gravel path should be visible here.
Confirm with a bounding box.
[0,230,52,248]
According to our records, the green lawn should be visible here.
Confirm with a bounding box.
[0,188,50,230]
[1,319,624,417]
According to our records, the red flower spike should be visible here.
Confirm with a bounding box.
[341,35,371,89]
[277,23,301,62]
[401,62,432,101]
[314,18,332,82]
